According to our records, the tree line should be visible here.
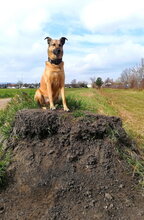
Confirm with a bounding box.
[70,77,103,89]
[117,65,144,89]
[70,59,144,89]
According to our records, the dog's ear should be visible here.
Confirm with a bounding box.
[60,37,68,45]
[44,37,52,45]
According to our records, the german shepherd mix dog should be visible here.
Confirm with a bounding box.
[34,37,69,111]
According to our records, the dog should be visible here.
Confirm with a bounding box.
[34,37,69,111]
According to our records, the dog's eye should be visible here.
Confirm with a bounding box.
[52,43,56,46]
[59,44,62,47]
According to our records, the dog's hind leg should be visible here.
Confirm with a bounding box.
[34,89,46,109]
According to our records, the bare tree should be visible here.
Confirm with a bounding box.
[104,78,113,87]
[140,78,144,89]
[119,68,131,85]
[77,81,88,88]
[90,77,96,88]
[71,79,77,88]
[119,64,144,89]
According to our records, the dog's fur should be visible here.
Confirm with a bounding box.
[34,37,69,111]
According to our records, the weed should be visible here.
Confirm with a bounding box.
[107,127,119,141]
[115,144,144,187]
[66,95,87,111]
[0,144,11,186]
[72,110,86,118]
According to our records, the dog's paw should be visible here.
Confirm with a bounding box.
[64,107,70,112]
[42,107,47,110]
[50,106,56,110]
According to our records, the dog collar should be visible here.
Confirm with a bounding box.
[48,57,62,65]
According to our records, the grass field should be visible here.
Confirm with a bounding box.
[100,89,144,149]
[0,88,36,98]
[0,88,144,185]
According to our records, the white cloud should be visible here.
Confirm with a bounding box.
[0,0,50,39]
[84,42,144,68]
[81,0,144,32]
[0,0,87,38]
[68,33,144,45]
[64,41,144,83]
[0,0,144,83]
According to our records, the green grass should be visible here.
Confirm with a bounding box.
[100,89,144,149]
[0,92,38,138]
[0,88,36,98]
[65,88,117,115]
[0,144,11,186]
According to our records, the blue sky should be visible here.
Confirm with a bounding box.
[1,0,144,83]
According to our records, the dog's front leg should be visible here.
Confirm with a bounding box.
[61,86,69,111]
[47,82,56,110]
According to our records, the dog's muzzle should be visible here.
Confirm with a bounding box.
[53,48,61,55]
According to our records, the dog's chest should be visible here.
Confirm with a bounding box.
[45,62,64,88]
[51,71,63,88]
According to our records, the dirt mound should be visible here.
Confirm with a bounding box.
[0,109,144,220]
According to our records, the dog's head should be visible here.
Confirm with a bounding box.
[44,37,68,60]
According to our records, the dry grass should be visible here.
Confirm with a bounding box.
[100,89,144,151]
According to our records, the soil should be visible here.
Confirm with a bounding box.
[0,109,144,220]
[0,98,11,110]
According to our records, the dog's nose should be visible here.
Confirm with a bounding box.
[53,49,61,55]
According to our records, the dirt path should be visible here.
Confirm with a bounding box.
[0,98,11,110]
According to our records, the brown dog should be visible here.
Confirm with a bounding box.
[34,37,69,111]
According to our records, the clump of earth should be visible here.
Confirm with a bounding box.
[0,109,143,220]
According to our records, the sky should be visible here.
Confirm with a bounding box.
[0,0,144,83]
